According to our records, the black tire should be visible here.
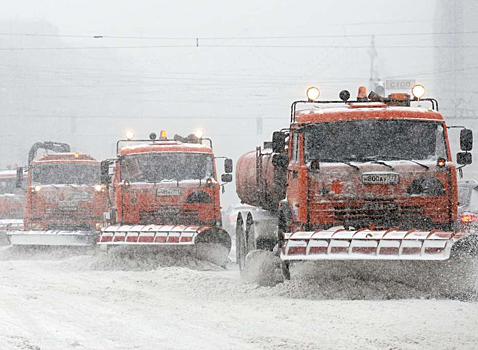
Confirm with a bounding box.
[281,261,291,280]
[277,211,291,280]
[236,215,246,272]
[245,214,256,254]
[237,214,257,276]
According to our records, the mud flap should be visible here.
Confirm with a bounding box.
[7,230,97,246]
[98,225,232,267]
[281,228,455,261]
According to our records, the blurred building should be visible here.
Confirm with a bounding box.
[434,0,478,175]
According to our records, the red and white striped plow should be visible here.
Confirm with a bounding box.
[99,225,204,245]
[98,224,232,266]
[281,227,455,261]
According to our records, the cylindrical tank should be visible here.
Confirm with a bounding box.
[236,148,286,211]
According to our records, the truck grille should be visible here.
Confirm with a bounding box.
[139,208,200,225]
[332,200,426,229]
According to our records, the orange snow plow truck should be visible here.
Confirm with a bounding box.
[98,130,233,266]
[235,85,475,278]
[7,142,107,246]
[0,169,26,244]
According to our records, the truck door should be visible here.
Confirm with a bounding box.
[286,131,307,229]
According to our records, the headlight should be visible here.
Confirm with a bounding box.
[194,129,204,139]
[125,129,135,140]
[306,87,320,101]
[407,177,445,196]
[94,184,103,192]
[411,84,425,99]
[33,185,41,192]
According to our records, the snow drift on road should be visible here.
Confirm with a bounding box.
[241,250,478,301]
[273,258,478,301]
[2,245,476,301]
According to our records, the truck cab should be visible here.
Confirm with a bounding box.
[277,87,473,234]
[104,133,232,227]
[24,153,107,232]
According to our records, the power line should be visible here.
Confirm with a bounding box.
[2,30,478,40]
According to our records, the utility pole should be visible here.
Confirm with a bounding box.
[256,117,263,136]
[368,35,379,91]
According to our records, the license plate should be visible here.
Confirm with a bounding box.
[157,207,181,215]
[156,188,181,196]
[361,173,399,185]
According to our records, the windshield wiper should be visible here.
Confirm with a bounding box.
[318,158,359,171]
[373,155,430,170]
[354,156,394,170]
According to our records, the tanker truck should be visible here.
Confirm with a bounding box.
[235,85,475,279]
[7,142,108,246]
[97,130,233,267]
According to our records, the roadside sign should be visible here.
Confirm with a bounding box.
[385,80,416,91]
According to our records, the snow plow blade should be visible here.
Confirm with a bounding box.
[6,230,97,246]
[281,228,454,261]
[98,224,232,266]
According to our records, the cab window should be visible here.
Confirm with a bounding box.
[291,132,299,162]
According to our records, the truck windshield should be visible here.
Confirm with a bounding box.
[32,163,100,185]
[304,120,447,162]
[121,153,214,183]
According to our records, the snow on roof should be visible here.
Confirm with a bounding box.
[295,105,443,124]
[33,153,97,162]
[119,141,213,156]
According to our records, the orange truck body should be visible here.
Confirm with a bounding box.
[24,153,107,232]
[281,107,456,232]
[110,142,222,227]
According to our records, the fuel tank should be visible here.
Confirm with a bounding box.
[235,148,286,211]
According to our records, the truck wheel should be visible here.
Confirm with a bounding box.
[237,214,257,275]
[245,214,257,254]
[281,261,291,280]
[278,211,291,280]
[236,215,247,272]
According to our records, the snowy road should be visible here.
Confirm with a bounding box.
[0,249,478,350]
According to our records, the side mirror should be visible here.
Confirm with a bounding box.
[460,129,473,151]
[457,152,472,165]
[221,174,233,183]
[272,131,286,153]
[224,158,233,174]
[272,153,289,169]
[15,167,24,188]
[100,160,111,185]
